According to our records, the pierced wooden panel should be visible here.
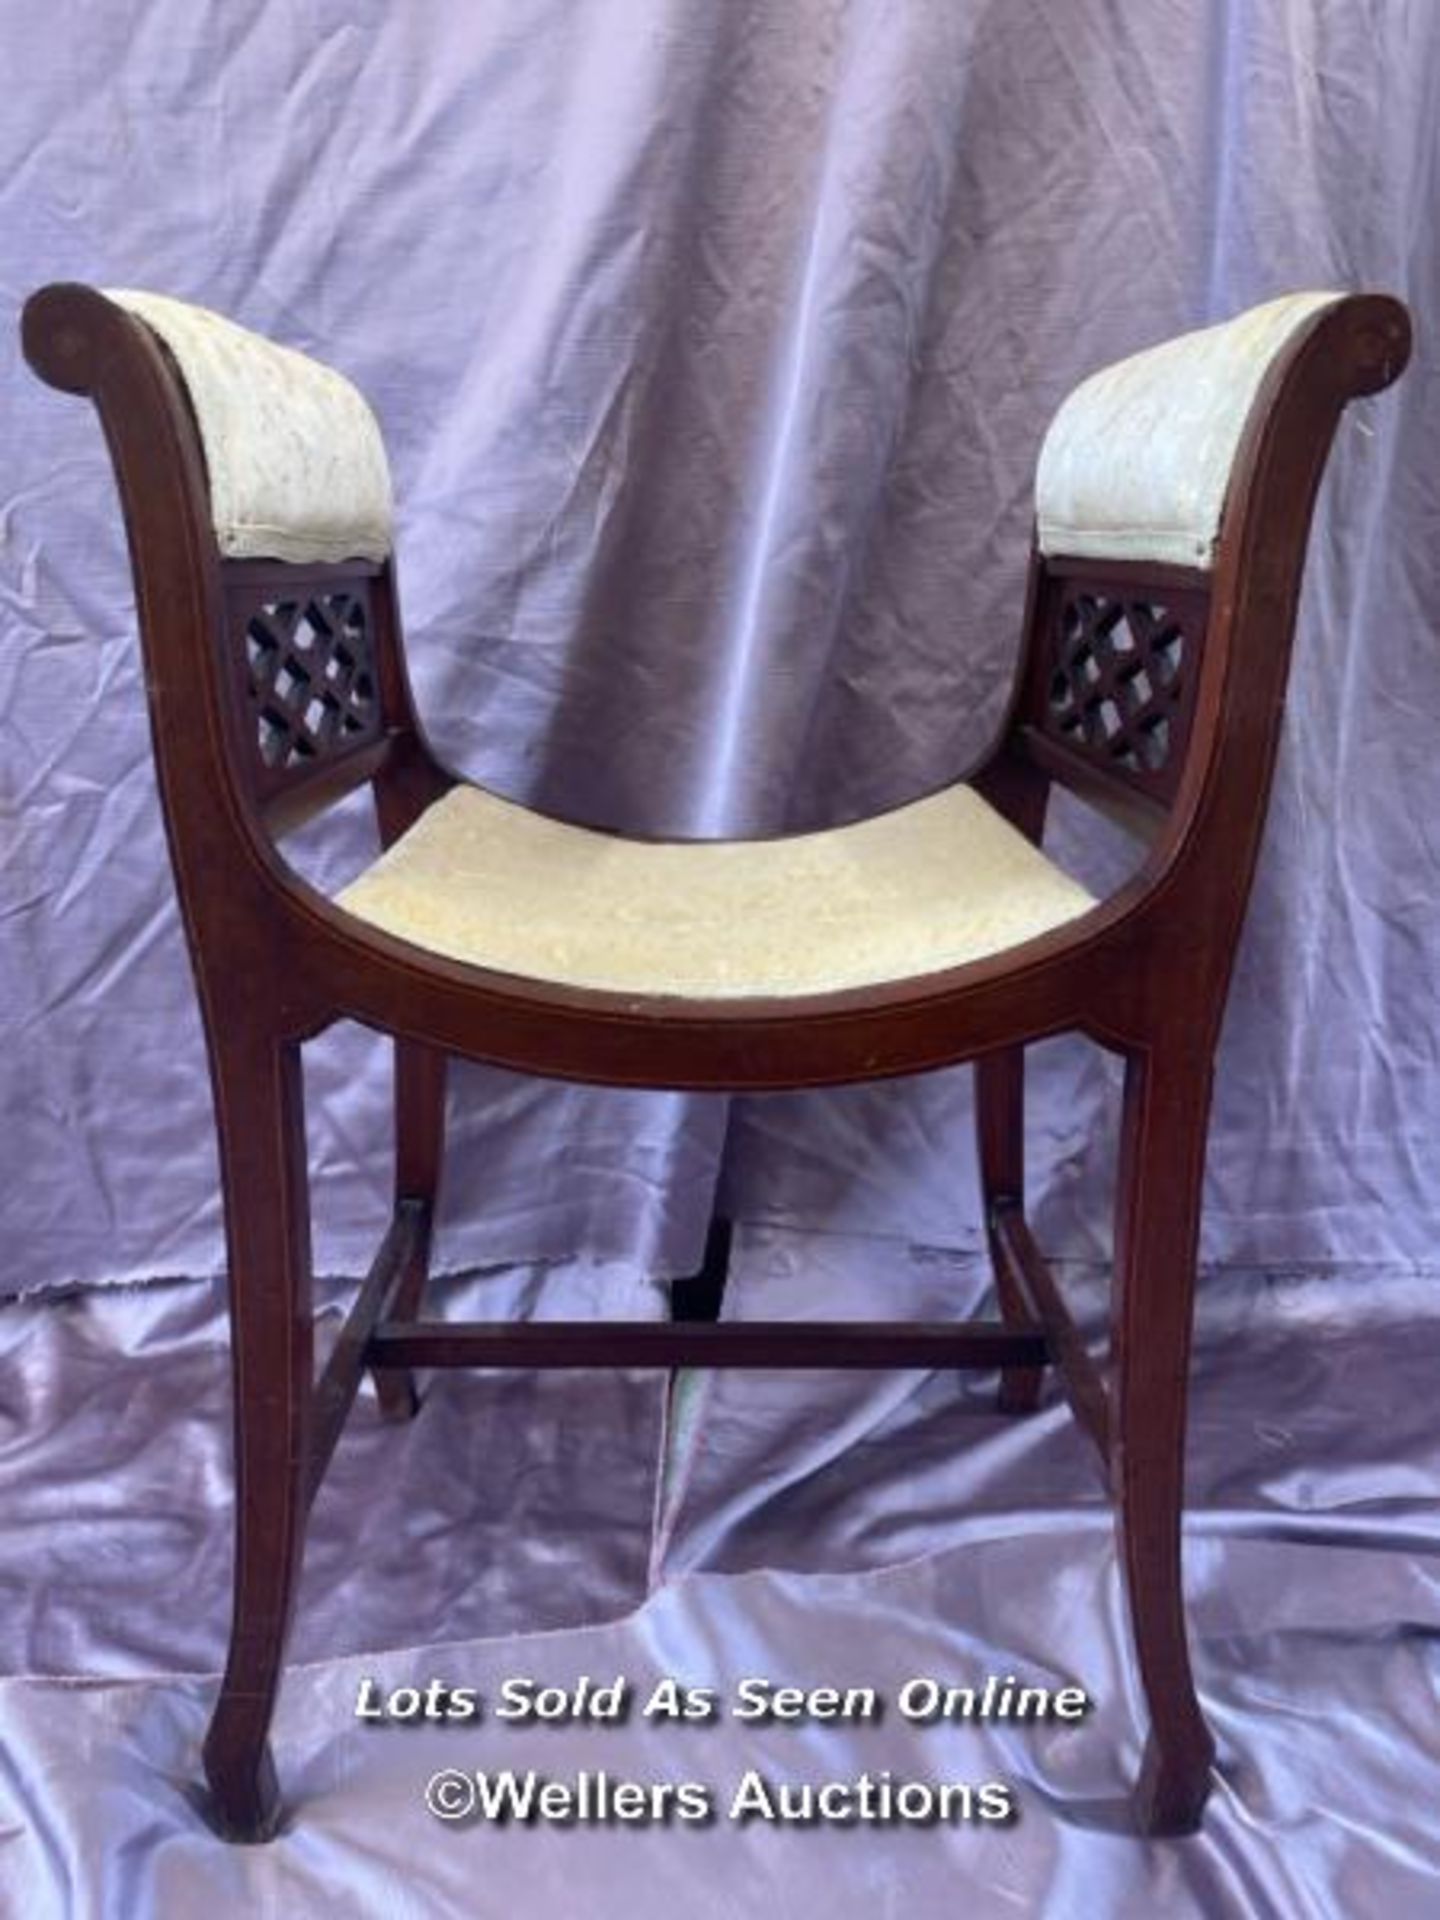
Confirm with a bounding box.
[1047,595,1183,774]
[1030,574,1209,804]
[239,590,380,776]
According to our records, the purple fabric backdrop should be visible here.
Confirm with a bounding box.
[1,1241,1438,1913]
[3,0,1439,1296]
[2,7,1440,1910]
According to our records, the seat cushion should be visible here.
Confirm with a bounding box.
[335,783,1095,1000]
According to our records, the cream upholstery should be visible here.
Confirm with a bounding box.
[1036,291,1343,569]
[106,289,393,565]
[335,783,1096,999]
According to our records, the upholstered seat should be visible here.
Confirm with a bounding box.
[336,781,1095,998]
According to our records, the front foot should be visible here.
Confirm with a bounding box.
[1134,1728,1215,1836]
[203,1729,285,1843]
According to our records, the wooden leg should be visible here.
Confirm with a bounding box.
[669,1215,732,1324]
[976,1048,1043,1413]
[371,1039,447,1420]
[1111,1043,1217,1836]
[202,1030,313,1843]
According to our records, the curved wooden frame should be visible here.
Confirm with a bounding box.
[22,284,1410,1842]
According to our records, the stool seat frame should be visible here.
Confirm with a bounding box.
[22,283,1410,1841]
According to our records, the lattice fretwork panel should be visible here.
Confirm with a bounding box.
[1043,592,1194,786]
[243,592,378,774]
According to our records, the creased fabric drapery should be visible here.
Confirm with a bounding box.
[0,1248,1438,1915]
[2,0,1438,1296]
